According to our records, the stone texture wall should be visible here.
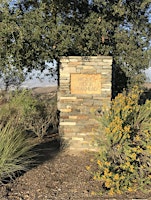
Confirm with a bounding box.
[57,56,112,151]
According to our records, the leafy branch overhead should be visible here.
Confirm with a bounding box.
[0,0,151,91]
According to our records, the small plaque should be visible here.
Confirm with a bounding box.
[71,74,101,94]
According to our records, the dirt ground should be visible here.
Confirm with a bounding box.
[0,138,151,200]
[0,86,151,200]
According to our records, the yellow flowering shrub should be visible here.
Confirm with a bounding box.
[94,86,151,195]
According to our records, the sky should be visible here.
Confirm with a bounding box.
[21,62,57,88]
[144,66,151,82]
[0,63,57,89]
[21,68,57,88]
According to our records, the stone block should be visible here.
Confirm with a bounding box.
[60,108,71,112]
[80,69,97,73]
[61,67,77,73]
[71,137,84,141]
[76,69,81,73]
[60,122,76,126]
[60,97,77,100]
[69,116,78,119]
[68,62,81,66]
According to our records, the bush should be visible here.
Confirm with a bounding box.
[0,89,37,126]
[0,89,58,139]
[22,92,58,139]
[94,86,151,195]
[0,121,36,184]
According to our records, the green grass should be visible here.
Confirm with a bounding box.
[0,122,37,184]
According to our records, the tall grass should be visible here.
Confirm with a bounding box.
[0,122,36,184]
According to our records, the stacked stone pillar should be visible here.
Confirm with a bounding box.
[57,56,112,151]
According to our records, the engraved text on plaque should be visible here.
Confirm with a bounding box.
[71,74,101,94]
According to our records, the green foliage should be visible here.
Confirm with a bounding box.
[0,89,58,138]
[94,86,151,195]
[0,121,36,183]
[0,0,26,89]
[0,0,150,91]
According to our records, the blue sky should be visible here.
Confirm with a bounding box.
[21,62,57,88]
[21,69,57,88]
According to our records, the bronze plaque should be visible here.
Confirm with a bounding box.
[71,74,101,94]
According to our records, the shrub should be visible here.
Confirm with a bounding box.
[22,92,58,139]
[0,89,58,139]
[0,89,37,127]
[0,121,36,184]
[94,86,151,195]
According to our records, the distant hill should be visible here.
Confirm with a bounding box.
[144,82,151,89]
[31,86,57,95]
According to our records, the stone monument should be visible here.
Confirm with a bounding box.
[57,56,112,151]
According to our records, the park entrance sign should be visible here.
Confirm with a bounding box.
[71,74,101,95]
[57,56,112,151]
